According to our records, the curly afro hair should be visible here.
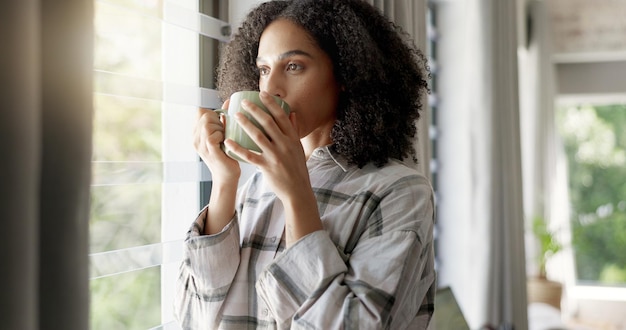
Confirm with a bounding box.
[217,0,430,168]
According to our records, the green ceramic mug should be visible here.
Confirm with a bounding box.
[216,91,291,162]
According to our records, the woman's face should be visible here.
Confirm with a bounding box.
[257,19,341,141]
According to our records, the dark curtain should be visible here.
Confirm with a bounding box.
[1,1,93,329]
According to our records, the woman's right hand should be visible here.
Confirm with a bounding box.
[193,99,241,185]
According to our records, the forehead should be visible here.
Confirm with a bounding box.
[258,19,321,56]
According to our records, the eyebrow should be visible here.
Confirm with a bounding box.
[257,49,313,63]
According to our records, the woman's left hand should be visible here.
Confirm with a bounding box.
[224,91,310,203]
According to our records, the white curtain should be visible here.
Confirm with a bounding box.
[434,0,528,328]
[0,1,93,329]
[519,0,559,278]
[366,0,431,178]
[519,0,575,313]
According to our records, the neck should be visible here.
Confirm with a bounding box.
[301,131,332,160]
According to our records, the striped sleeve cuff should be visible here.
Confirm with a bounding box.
[256,230,347,323]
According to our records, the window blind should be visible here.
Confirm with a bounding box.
[90,0,229,328]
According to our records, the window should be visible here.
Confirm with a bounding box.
[89,0,229,328]
[556,102,626,287]
[547,0,626,316]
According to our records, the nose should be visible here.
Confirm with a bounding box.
[259,70,285,99]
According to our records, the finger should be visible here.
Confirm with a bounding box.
[193,109,211,149]
[223,138,262,164]
[240,99,288,145]
[198,107,211,115]
[201,110,225,136]
[221,98,230,112]
[234,111,272,147]
[259,91,293,134]
[195,108,222,136]
[194,110,225,153]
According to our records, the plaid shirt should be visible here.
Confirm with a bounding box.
[175,145,436,329]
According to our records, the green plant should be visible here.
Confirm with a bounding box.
[532,216,563,278]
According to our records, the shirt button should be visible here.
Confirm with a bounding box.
[270,236,276,243]
[263,308,269,316]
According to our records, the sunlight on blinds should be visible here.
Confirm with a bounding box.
[90,0,228,328]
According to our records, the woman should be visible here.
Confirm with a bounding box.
[175,0,435,328]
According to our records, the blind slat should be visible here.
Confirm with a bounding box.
[164,1,231,41]
[98,0,230,41]
[92,161,212,186]
[94,70,222,108]
[90,240,184,279]
[148,321,182,330]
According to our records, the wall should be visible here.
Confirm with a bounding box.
[547,0,626,54]
[547,0,626,100]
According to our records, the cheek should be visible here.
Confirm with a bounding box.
[305,82,338,108]
[311,87,340,118]
[288,75,339,129]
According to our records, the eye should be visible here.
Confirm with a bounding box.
[258,66,270,76]
[286,63,302,72]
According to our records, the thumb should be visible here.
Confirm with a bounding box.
[221,98,230,110]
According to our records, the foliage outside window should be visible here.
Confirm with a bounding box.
[91,0,163,328]
[557,103,626,285]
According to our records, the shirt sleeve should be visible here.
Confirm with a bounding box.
[255,177,436,329]
[174,207,241,329]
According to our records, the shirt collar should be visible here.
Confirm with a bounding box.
[310,144,349,172]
